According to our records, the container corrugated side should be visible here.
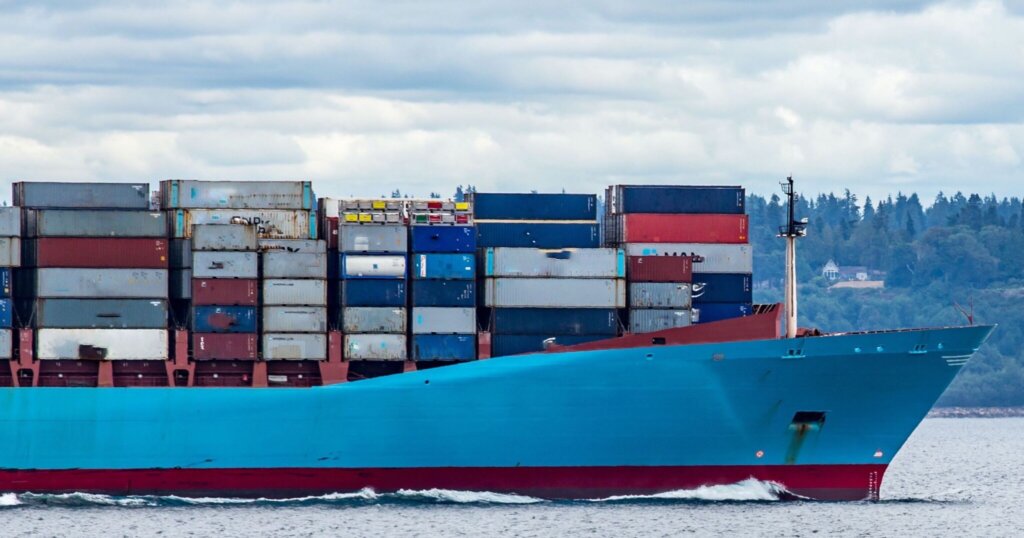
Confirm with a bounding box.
[160,180,313,210]
[693,302,753,323]
[616,214,748,244]
[625,244,753,274]
[411,253,475,280]
[262,252,328,279]
[262,279,327,306]
[169,239,192,269]
[340,225,408,253]
[345,334,407,361]
[411,307,476,334]
[261,306,328,333]
[170,269,191,299]
[342,307,406,334]
[470,193,597,220]
[171,209,315,239]
[192,278,259,306]
[14,182,150,209]
[409,226,476,253]
[0,207,21,236]
[611,185,745,214]
[35,299,168,329]
[341,254,406,279]
[262,333,327,360]
[0,268,11,298]
[190,224,258,251]
[193,333,258,360]
[490,334,608,357]
[0,299,11,327]
[691,273,753,304]
[191,251,258,279]
[410,280,474,307]
[340,280,406,306]
[258,239,327,253]
[33,269,168,298]
[36,329,168,360]
[484,278,625,308]
[629,283,692,308]
[484,248,624,278]
[0,329,11,359]
[0,238,20,267]
[192,306,258,333]
[491,308,620,335]
[626,255,693,282]
[27,238,168,269]
[411,334,476,361]
[25,209,166,238]
[628,309,693,333]
[476,222,600,249]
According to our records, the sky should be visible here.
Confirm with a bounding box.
[0,0,1022,203]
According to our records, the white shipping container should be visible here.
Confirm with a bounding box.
[411,307,476,334]
[345,334,407,361]
[190,224,258,251]
[36,329,169,360]
[192,251,258,279]
[624,243,753,274]
[484,278,626,308]
[342,307,407,333]
[261,306,328,333]
[262,279,327,306]
[258,239,327,253]
[629,309,693,333]
[629,283,692,309]
[0,329,11,359]
[0,207,21,237]
[171,209,314,239]
[484,248,624,278]
[261,333,327,360]
[34,269,169,298]
[342,255,407,279]
[0,237,21,267]
[262,252,328,279]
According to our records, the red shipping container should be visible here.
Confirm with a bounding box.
[628,256,693,283]
[32,238,169,268]
[618,214,748,244]
[193,333,259,360]
[324,217,339,250]
[192,279,259,306]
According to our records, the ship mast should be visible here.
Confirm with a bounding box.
[778,177,807,339]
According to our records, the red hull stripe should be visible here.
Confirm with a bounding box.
[0,464,886,501]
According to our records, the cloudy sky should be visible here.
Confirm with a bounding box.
[0,0,1022,202]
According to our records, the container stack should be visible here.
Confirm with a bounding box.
[0,206,20,363]
[473,193,624,357]
[604,185,751,328]
[408,200,477,363]
[259,238,329,373]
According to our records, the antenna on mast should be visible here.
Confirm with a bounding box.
[778,176,807,339]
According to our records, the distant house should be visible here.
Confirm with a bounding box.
[822,259,886,289]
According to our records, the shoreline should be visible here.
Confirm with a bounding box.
[928,407,1024,418]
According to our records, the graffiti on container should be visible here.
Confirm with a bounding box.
[230,216,278,236]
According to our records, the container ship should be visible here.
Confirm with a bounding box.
[0,180,992,501]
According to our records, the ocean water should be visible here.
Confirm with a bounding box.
[2,418,1023,537]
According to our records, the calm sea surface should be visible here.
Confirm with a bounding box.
[3,418,1022,537]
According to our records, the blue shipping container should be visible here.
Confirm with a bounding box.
[0,299,11,327]
[472,193,597,220]
[410,226,476,253]
[491,334,610,357]
[691,273,753,304]
[492,308,619,336]
[411,334,477,361]
[694,302,754,323]
[0,268,10,298]
[411,280,475,307]
[616,185,745,214]
[411,254,475,280]
[341,280,407,307]
[192,306,258,333]
[476,222,599,249]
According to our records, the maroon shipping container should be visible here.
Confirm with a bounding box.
[191,279,259,306]
[192,333,259,360]
[628,256,693,283]
[616,214,748,244]
[324,217,339,250]
[31,238,169,268]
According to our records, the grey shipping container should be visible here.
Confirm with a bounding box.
[483,278,626,308]
[0,237,20,267]
[170,269,192,299]
[261,306,327,333]
[0,207,21,236]
[169,239,192,269]
[624,243,753,274]
[161,180,313,210]
[342,307,406,333]
[629,283,692,309]
[629,309,693,333]
[340,225,408,253]
[0,329,11,359]
[258,239,326,253]
[170,209,314,239]
[411,307,476,334]
[262,252,328,279]
[35,299,168,329]
[33,268,169,298]
[483,248,624,278]
[191,224,258,251]
[36,328,168,360]
[345,334,407,361]
[14,182,150,209]
[261,333,327,360]
[191,251,258,279]
[262,279,327,306]
[25,209,166,238]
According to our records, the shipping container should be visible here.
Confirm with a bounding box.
[340,280,406,307]
[411,253,475,280]
[626,256,693,283]
[190,224,258,251]
[169,239,192,269]
[342,307,406,334]
[262,333,328,360]
[491,308,620,336]
[411,334,476,361]
[0,207,21,236]
[0,299,11,327]
[340,199,403,211]
[14,182,150,209]
[36,329,168,360]
[161,180,313,209]
[261,306,327,333]
[31,268,168,299]
[691,273,753,304]
[192,333,258,360]
[344,334,407,361]
[471,193,597,220]
[629,283,692,309]
[693,302,754,323]
[614,214,748,244]
[170,269,191,299]
[192,306,258,333]
[410,280,475,307]
[262,252,328,279]
[340,254,406,279]
[262,279,327,306]
[476,222,600,249]
[484,278,626,308]
[0,329,11,359]
[170,209,315,239]
[625,244,753,274]
[25,209,166,238]
[339,225,408,253]
[610,185,745,215]
[629,309,693,333]
[411,307,476,334]
[491,334,609,357]
[0,268,10,298]
[258,239,327,253]
[27,238,168,269]
[323,216,339,250]
[192,278,259,306]
[409,226,475,253]
[483,248,624,278]
[0,237,20,267]
[35,299,168,329]
[191,251,258,279]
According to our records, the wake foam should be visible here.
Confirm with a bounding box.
[590,479,788,503]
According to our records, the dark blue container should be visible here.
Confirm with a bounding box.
[0,298,12,327]
[0,268,10,298]
[492,308,619,336]
[192,306,257,333]
[491,334,610,357]
[695,302,753,323]
[411,280,475,307]
[616,185,745,214]
[411,253,475,280]
[472,193,597,220]
[341,280,407,307]
[691,273,753,304]
[412,334,477,361]
[410,226,476,253]
[476,222,599,249]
